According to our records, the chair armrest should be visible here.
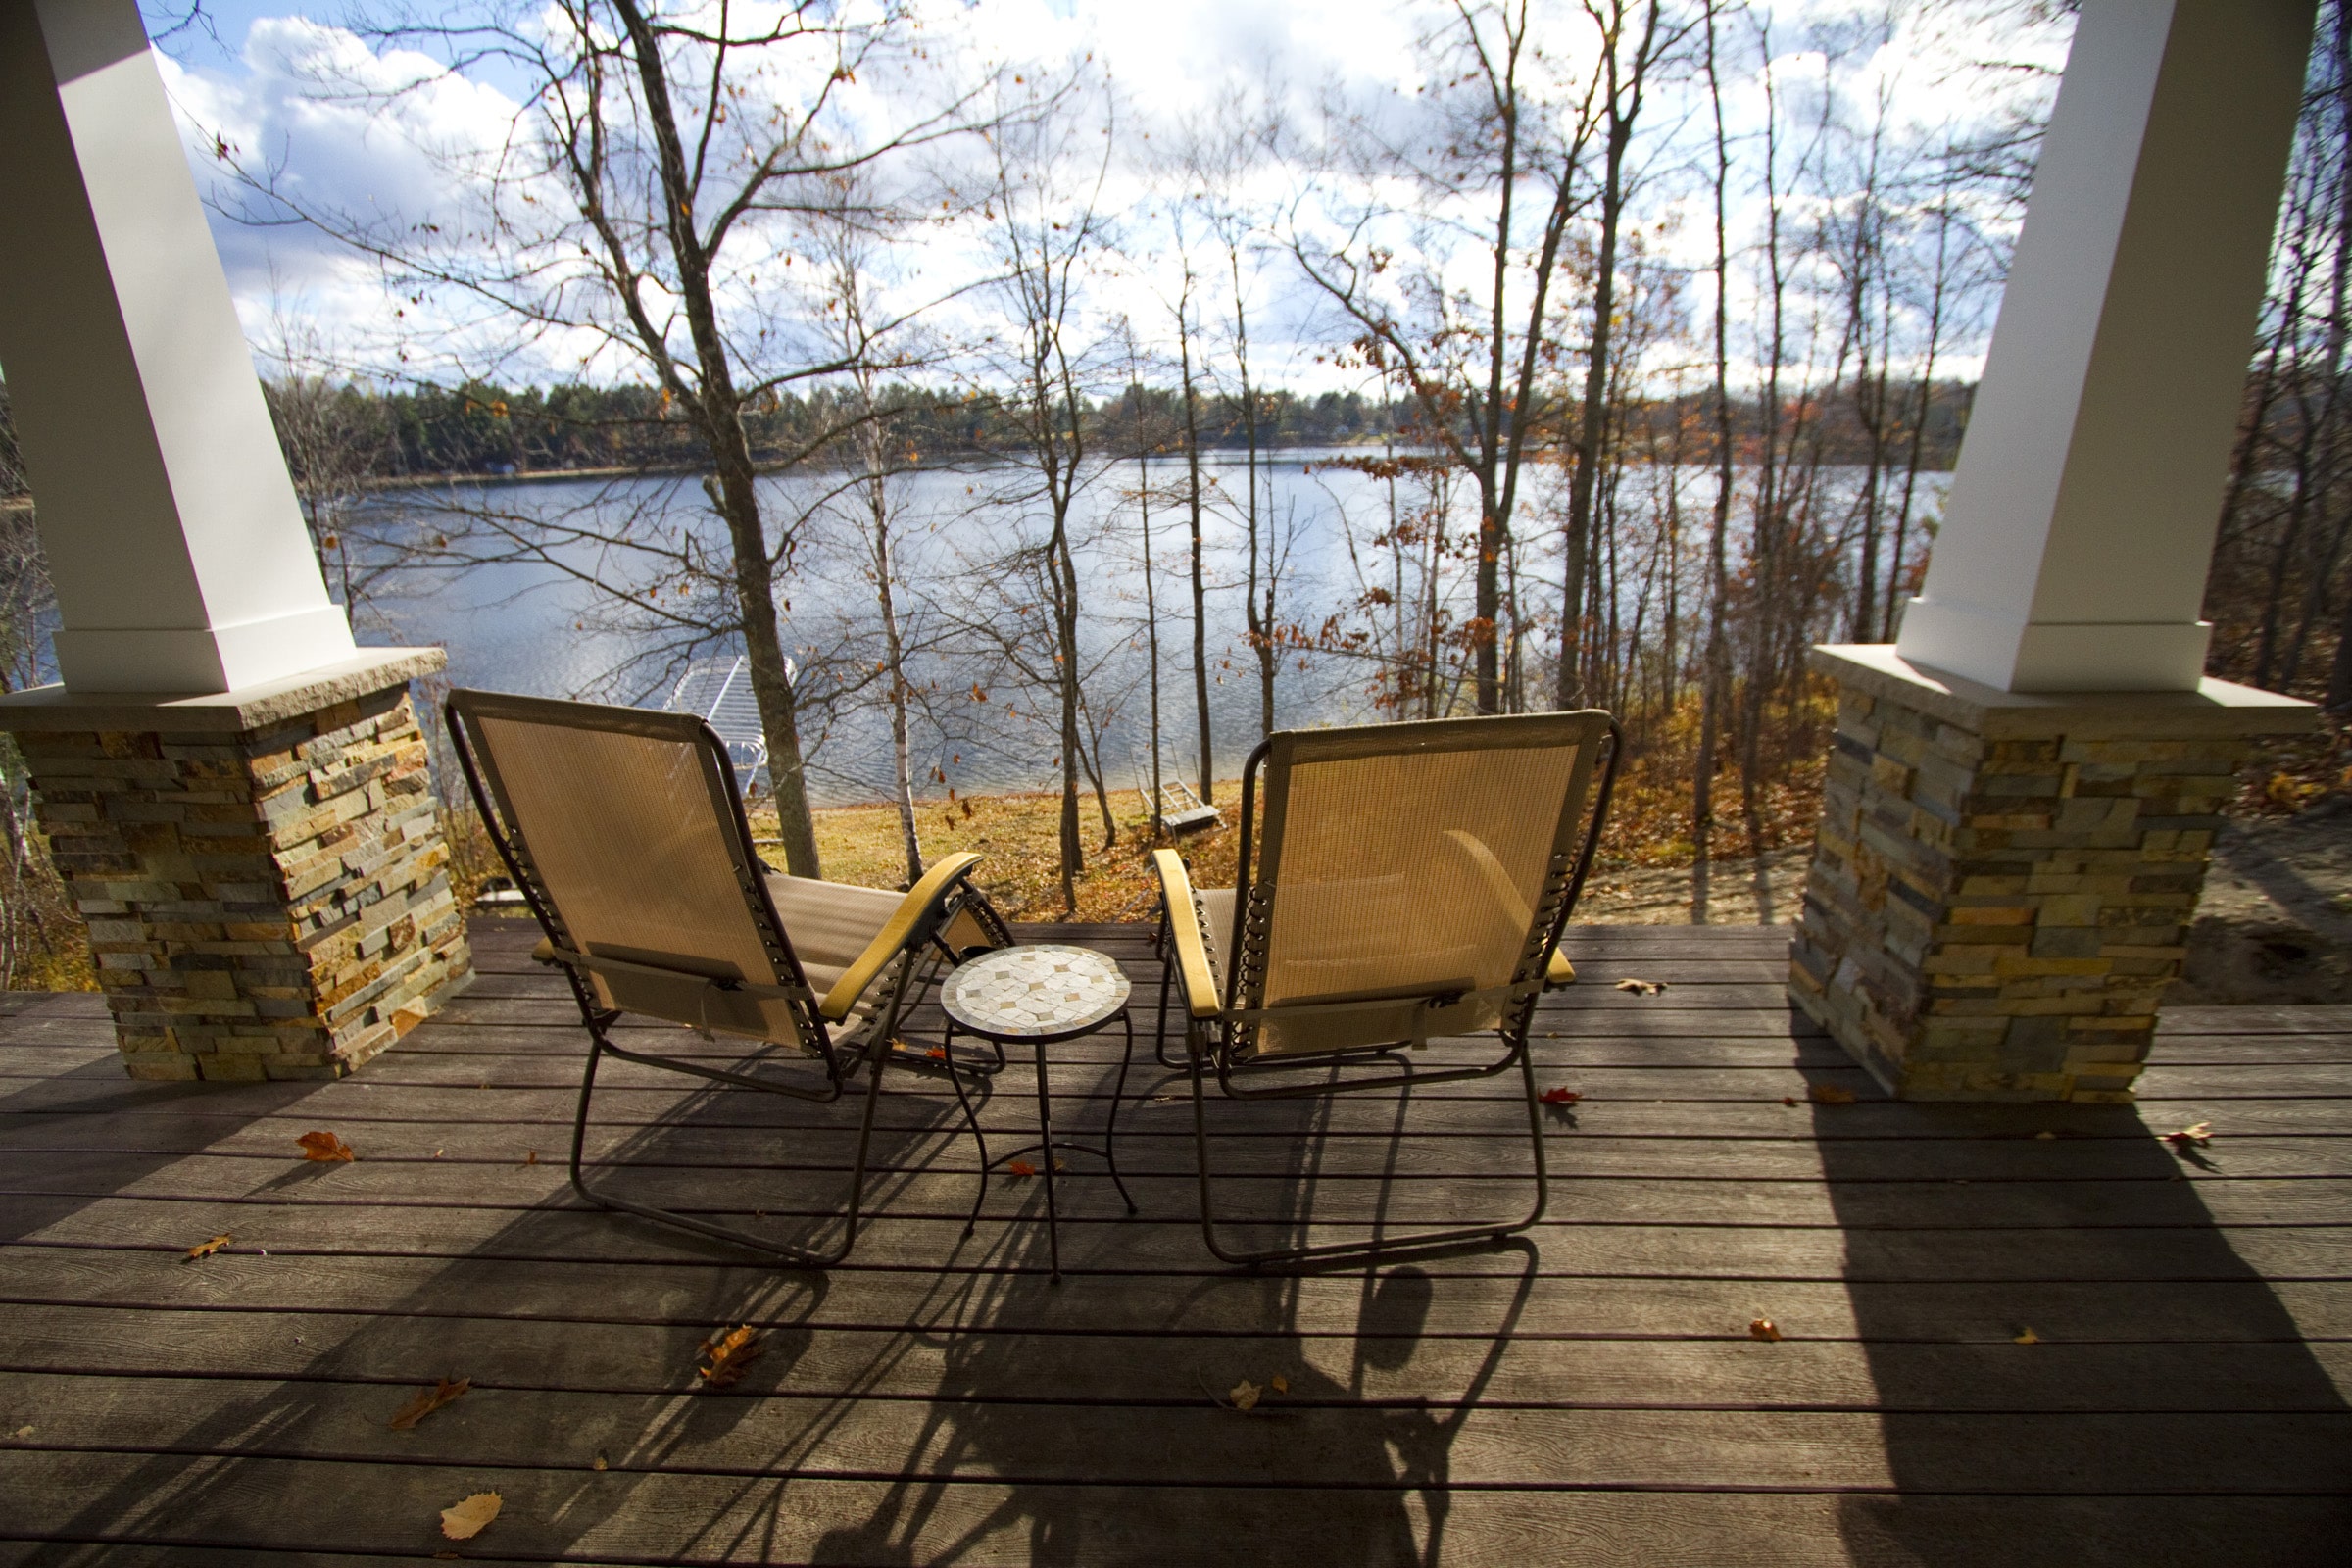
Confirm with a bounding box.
[1444,827,1576,987]
[820,852,986,1021]
[1152,850,1223,1020]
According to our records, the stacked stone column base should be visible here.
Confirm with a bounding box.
[0,650,471,1081]
[1791,646,2316,1102]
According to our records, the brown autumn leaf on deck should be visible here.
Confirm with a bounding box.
[696,1324,764,1388]
[1229,1378,1261,1412]
[389,1377,470,1431]
[2165,1121,2214,1148]
[1807,1084,1858,1105]
[1614,978,1666,996]
[439,1492,502,1541]
[296,1131,355,1162]
[1749,1318,1783,1342]
[183,1234,231,1262]
[1539,1087,1581,1105]
[2014,1327,2041,1345]
[1006,1159,1037,1180]
[1269,1373,1289,1394]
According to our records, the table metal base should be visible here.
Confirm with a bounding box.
[945,1011,1138,1281]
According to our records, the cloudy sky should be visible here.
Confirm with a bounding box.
[137,0,2073,395]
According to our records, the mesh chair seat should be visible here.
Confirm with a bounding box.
[1153,710,1619,1267]
[1186,884,1571,1004]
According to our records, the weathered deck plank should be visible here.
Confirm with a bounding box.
[2,920,2346,1565]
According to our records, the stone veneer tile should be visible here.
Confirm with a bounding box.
[1789,683,2250,1103]
[17,684,471,1081]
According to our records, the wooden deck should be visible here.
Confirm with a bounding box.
[0,920,2346,1564]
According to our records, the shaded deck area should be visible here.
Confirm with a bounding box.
[0,921,2346,1564]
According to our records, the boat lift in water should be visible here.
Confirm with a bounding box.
[662,654,781,792]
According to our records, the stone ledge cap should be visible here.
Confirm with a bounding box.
[1810,643,2319,739]
[0,646,448,734]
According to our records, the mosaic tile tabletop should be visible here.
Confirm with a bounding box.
[940,945,1133,1039]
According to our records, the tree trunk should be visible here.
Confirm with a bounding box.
[613,0,818,874]
[1179,298,1215,802]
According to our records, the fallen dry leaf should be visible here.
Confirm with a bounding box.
[1539,1087,1581,1105]
[1006,1159,1037,1180]
[2034,1131,2057,1141]
[296,1130,355,1162]
[389,1377,470,1431]
[1269,1373,1289,1394]
[1229,1378,1261,1412]
[183,1234,231,1262]
[1807,1084,1858,1105]
[592,1453,609,1472]
[524,1150,539,1165]
[1781,1096,1798,1107]
[12,1425,31,1440]
[1749,1318,1783,1342]
[2165,1121,2214,1148]
[2014,1327,2040,1345]
[926,1046,948,1061]
[1053,1158,1069,1173]
[439,1492,502,1541]
[433,1148,445,1158]
[697,1324,764,1388]
[1614,978,1666,996]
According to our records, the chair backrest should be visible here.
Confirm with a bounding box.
[447,689,816,1046]
[1229,711,1614,1058]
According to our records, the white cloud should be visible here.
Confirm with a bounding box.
[144,0,2071,394]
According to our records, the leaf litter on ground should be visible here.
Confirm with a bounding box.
[1614,978,1667,996]
[1539,1087,1580,1105]
[696,1325,764,1388]
[389,1377,470,1431]
[183,1234,231,1262]
[1749,1318,1784,1342]
[296,1131,355,1162]
[1807,1083,1858,1105]
[439,1492,501,1541]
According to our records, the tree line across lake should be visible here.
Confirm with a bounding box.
[243,378,1973,484]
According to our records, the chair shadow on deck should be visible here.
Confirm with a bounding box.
[795,1051,1543,1568]
[1810,1085,2352,1566]
[11,1019,1540,1565]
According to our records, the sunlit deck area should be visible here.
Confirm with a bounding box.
[0,920,2346,1564]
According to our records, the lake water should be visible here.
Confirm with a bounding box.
[353,453,1946,807]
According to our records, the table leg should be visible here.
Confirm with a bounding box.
[1033,1040,1062,1282]
[943,1018,987,1236]
[1103,1010,1138,1215]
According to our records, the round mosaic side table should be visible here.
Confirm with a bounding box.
[939,944,1139,1280]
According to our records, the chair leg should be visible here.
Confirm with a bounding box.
[1190,1035,1551,1270]
[1152,909,1187,1070]
[566,1023,881,1269]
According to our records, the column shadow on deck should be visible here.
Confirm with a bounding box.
[1812,1087,2352,1566]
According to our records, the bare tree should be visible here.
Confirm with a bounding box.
[972,74,1117,911]
[227,0,995,877]
[1290,0,1604,715]
[1557,0,1680,708]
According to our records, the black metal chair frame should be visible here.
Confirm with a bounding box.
[448,690,1011,1269]
[1154,717,1621,1268]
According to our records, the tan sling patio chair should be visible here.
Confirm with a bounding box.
[448,689,1012,1267]
[1152,711,1619,1266]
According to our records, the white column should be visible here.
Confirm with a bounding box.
[1896,0,2316,694]
[0,0,356,695]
